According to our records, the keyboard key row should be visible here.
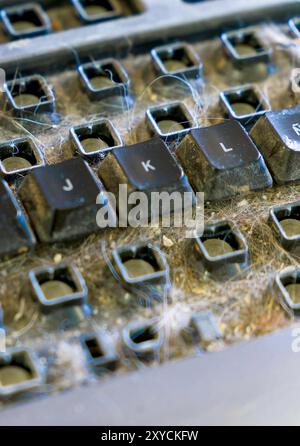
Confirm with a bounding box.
[0,25,283,119]
[0,304,222,398]
[0,1,142,41]
[3,72,271,121]
[1,105,300,255]
[5,220,300,311]
[2,228,300,398]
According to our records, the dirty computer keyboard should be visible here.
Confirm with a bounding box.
[0,0,300,424]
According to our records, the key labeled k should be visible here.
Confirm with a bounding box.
[142,160,156,173]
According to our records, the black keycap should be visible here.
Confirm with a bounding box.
[19,158,105,243]
[250,107,300,184]
[0,179,35,259]
[175,120,272,201]
[98,137,194,218]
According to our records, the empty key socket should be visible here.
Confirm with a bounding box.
[112,242,169,302]
[0,137,44,178]
[221,28,272,67]
[72,0,123,23]
[4,75,55,115]
[70,118,123,158]
[1,3,51,39]
[78,58,130,100]
[151,42,203,79]
[195,221,249,278]
[275,267,300,317]
[0,347,44,398]
[29,262,88,313]
[270,201,300,253]
[220,84,271,127]
[80,332,119,372]
[147,101,197,140]
[122,319,163,361]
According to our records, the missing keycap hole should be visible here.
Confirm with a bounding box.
[151,104,193,135]
[0,351,35,387]
[36,267,77,301]
[201,223,241,255]
[75,121,118,154]
[159,47,195,70]
[281,273,300,305]
[276,206,300,238]
[229,32,265,56]
[0,139,39,173]
[224,88,266,117]
[130,325,157,344]
[10,78,50,107]
[9,9,44,31]
[120,246,163,279]
[84,337,104,359]
[81,0,114,14]
[86,63,121,88]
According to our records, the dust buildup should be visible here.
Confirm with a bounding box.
[0,24,299,402]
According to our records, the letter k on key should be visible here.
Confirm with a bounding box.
[142,160,156,173]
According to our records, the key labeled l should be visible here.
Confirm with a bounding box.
[220,142,233,153]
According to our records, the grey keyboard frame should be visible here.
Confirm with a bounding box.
[0,0,299,73]
[0,327,298,426]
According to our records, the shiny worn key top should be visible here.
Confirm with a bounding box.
[98,137,194,219]
[19,158,106,243]
[250,107,300,184]
[0,179,35,259]
[175,120,273,201]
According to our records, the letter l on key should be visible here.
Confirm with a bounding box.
[220,142,233,153]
